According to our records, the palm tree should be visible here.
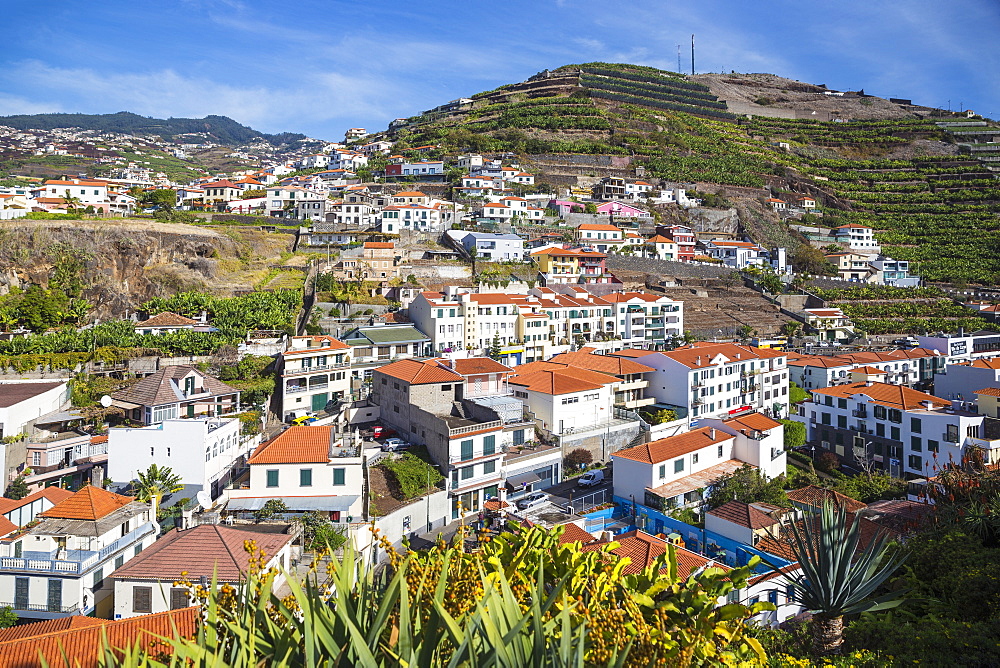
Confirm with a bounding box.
[784,502,908,656]
[781,321,802,339]
[62,189,82,216]
[133,464,183,517]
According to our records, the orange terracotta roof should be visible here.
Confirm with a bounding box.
[39,486,135,521]
[508,367,616,395]
[809,382,947,411]
[852,366,887,375]
[707,501,778,530]
[662,342,784,369]
[582,530,729,577]
[0,486,74,518]
[612,426,732,465]
[786,485,867,512]
[376,358,463,385]
[556,523,596,544]
[723,411,782,433]
[0,615,104,642]
[974,387,1000,397]
[965,358,1000,370]
[248,426,333,465]
[283,335,350,355]
[577,223,621,232]
[363,242,394,249]
[646,235,677,244]
[548,352,653,376]
[393,191,428,197]
[612,349,658,358]
[0,607,199,668]
[448,357,513,376]
[510,361,567,375]
[0,516,16,537]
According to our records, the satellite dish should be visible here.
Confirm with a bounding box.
[99,395,113,408]
[196,490,212,510]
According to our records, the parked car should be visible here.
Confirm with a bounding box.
[381,437,410,452]
[516,491,549,511]
[577,469,606,488]
[373,426,397,439]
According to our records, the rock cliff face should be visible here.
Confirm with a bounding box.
[0,219,292,318]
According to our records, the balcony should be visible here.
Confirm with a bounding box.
[617,396,656,410]
[448,420,502,437]
[0,524,156,576]
[284,361,350,377]
[851,409,868,418]
[0,600,79,614]
[617,378,648,391]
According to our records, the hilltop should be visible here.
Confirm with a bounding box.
[0,111,305,146]
[386,62,1000,284]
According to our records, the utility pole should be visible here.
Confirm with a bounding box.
[691,34,695,75]
[677,44,682,73]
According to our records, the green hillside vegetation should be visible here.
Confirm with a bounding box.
[390,62,1000,284]
[0,111,305,146]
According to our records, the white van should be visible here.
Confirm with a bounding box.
[577,469,606,487]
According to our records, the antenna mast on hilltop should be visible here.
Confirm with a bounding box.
[691,34,695,75]
[677,44,682,73]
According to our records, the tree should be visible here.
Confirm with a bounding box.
[4,475,28,500]
[467,245,479,277]
[816,451,840,474]
[487,332,503,360]
[781,321,802,339]
[789,381,810,404]
[255,498,288,522]
[143,189,177,211]
[792,244,838,276]
[780,419,806,449]
[0,606,15,629]
[133,464,183,517]
[783,502,908,656]
[583,202,598,214]
[565,448,593,470]
[737,324,755,341]
[62,189,82,215]
[706,464,788,510]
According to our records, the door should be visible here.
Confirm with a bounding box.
[47,579,63,613]
[14,578,28,610]
[187,404,195,418]
[311,393,329,411]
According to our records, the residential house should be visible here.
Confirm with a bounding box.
[656,225,697,261]
[0,381,71,486]
[702,239,771,269]
[834,224,880,252]
[643,235,679,261]
[133,311,198,335]
[380,204,444,233]
[111,367,240,426]
[331,241,397,281]
[591,177,627,201]
[935,357,1000,401]
[826,252,876,282]
[265,186,327,219]
[23,433,108,492]
[595,201,648,218]
[600,292,684,350]
[279,336,352,420]
[530,247,609,285]
[339,324,431,371]
[0,487,73,532]
[611,412,785,511]
[449,231,525,261]
[0,487,157,619]
[200,180,243,205]
[704,501,782,547]
[108,417,252,500]
[111,525,294,620]
[796,381,1000,477]
[626,181,653,198]
[616,343,790,421]
[545,351,655,410]
[794,196,816,209]
[574,223,624,253]
[228,425,365,518]
[802,308,855,341]
[385,160,444,178]
[767,198,787,210]
[869,255,919,287]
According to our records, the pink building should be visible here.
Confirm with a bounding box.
[595,201,647,218]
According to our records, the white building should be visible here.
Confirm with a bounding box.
[279,335,353,421]
[834,224,880,252]
[935,357,1000,401]
[916,330,1000,363]
[0,381,70,485]
[108,418,253,500]
[0,486,157,620]
[228,425,366,519]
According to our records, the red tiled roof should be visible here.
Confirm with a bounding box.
[248,426,332,465]
[577,223,621,232]
[0,607,199,668]
[0,516,16,537]
[508,367,616,395]
[363,242,394,249]
[612,349,658,358]
[0,381,65,408]
[39,486,135,521]
[556,523,596,544]
[375,358,463,385]
[612,426,732,465]
[661,342,785,369]
[448,357,513,376]
[706,501,778,529]
[110,525,293,582]
[974,387,1000,397]
[136,311,198,328]
[723,411,782,434]
[582,530,729,577]
[809,382,947,411]
[0,615,103,642]
[548,351,654,376]
[786,485,867,512]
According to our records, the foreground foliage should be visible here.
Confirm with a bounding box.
[108,527,773,666]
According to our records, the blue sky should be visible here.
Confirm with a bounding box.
[1,0,997,139]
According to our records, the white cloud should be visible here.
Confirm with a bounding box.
[0,94,63,116]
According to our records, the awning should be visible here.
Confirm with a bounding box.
[506,472,542,489]
[226,496,360,512]
[112,400,142,410]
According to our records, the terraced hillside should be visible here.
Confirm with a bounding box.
[390,62,1000,284]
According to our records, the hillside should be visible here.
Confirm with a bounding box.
[0,111,305,146]
[389,62,1000,284]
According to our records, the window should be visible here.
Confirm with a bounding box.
[674,458,684,474]
[658,464,666,479]
[170,587,189,610]
[890,426,900,441]
[115,555,124,570]
[133,586,153,613]
[266,470,279,487]
[876,423,885,437]
[513,429,525,446]
[928,439,939,452]
[561,396,580,404]
[484,460,496,474]
[460,466,474,480]
[333,468,346,485]
[910,417,922,433]
[717,445,723,458]
[911,437,922,452]
[483,435,495,455]
[692,453,699,465]
[300,469,313,487]
[92,567,104,588]
[837,415,847,429]
[908,455,923,470]
[874,405,887,420]
[460,440,473,461]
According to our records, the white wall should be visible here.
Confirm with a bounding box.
[234,458,365,516]
[704,514,754,544]
[108,418,249,494]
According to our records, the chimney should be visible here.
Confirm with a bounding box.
[921,400,935,410]
[709,428,716,439]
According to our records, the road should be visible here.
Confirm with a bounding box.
[543,473,614,510]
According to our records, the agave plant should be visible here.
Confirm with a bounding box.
[784,502,908,656]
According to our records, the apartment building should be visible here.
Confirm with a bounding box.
[574,224,625,253]
[787,348,945,392]
[615,343,790,421]
[545,351,655,410]
[530,247,609,285]
[834,224,880,252]
[279,335,352,420]
[329,241,397,281]
[600,291,683,350]
[110,367,240,426]
[612,412,786,511]
[797,381,1000,478]
[935,357,1000,400]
